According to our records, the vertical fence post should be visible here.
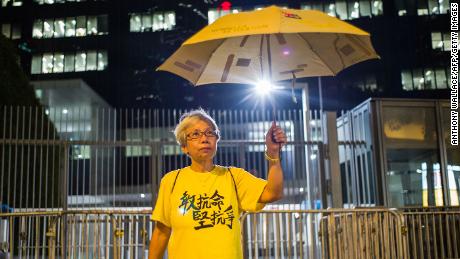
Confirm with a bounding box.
[323,111,342,208]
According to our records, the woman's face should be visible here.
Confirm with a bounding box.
[181,120,218,162]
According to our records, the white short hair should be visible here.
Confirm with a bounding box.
[173,108,220,146]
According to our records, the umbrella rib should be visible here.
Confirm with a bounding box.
[195,39,227,85]
[298,33,337,76]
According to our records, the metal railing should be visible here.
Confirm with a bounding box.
[240,208,408,259]
[401,206,460,259]
[1,207,459,258]
[0,210,153,259]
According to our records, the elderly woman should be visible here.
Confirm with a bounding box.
[148,109,287,259]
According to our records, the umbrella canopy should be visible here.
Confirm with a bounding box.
[157,5,379,86]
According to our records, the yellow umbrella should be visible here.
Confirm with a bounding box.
[157,5,379,87]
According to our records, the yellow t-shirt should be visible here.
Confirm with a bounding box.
[151,165,267,259]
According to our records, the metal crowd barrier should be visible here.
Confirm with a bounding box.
[0,210,152,259]
[1,207,459,259]
[240,208,408,259]
[401,207,460,259]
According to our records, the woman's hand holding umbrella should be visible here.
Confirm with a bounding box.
[265,121,287,161]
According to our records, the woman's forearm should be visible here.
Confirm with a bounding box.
[148,222,171,259]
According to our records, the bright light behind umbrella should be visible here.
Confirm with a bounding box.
[254,80,274,96]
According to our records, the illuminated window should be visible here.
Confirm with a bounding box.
[1,24,10,38]
[130,11,175,32]
[43,19,54,38]
[97,50,107,70]
[435,68,447,89]
[417,0,429,15]
[348,2,360,19]
[54,19,65,37]
[31,55,42,74]
[402,67,449,91]
[371,0,383,16]
[75,51,86,71]
[31,50,107,74]
[42,53,54,74]
[65,17,76,37]
[53,53,64,73]
[336,1,348,20]
[412,69,424,90]
[64,53,75,72]
[33,20,43,38]
[401,70,413,91]
[1,0,22,6]
[130,14,141,32]
[86,16,97,35]
[142,13,152,32]
[76,16,86,36]
[207,8,240,24]
[86,51,97,71]
[359,0,371,17]
[431,32,450,51]
[423,69,435,89]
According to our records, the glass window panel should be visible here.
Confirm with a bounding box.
[348,1,360,19]
[424,69,435,89]
[33,0,43,4]
[152,12,163,31]
[76,16,86,36]
[141,13,152,32]
[300,4,312,10]
[435,68,447,89]
[207,9,219,24]
[163,11,175,30]
[64,53,75,72]
[53,53,64,73]
[412,69,424,90]
[42,53,54,73]
[31,55,42,74]
[311,3,323,11]
[417,0,429,15]
[43,19,54,38]
[365,75,377,91]
[86,51,97,71]
[44,0,53,3]
[1,24,11,38]
[336,1,348,20]
[97,15,108,35]
[359,0,371,17]
[431,32,442,50]
[326,3,336,17]
[2,0,10,7]
[12,0,21,6]
[130,14,141,32]
[11,24,21,39]
[443,33,451,51]
[97,50,107,70]
[439,0,448,14]
[32,20,43,38]
[371,0,383,16]
[383,107,441,207]
[441,107,460,206]
[75,51,86,71]
[87,16,97,35]
[401,70,413,91]
[65,17,76,37]
[428,0,439,14]
[54,19,65,37]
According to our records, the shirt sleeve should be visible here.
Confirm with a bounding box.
[233,167,268,212]
[151,175,172,227]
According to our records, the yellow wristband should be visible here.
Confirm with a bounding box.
[264,151,280,162]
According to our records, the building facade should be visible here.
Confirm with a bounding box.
[0,0,451,110]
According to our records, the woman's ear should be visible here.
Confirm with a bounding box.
[181,145,189,155]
